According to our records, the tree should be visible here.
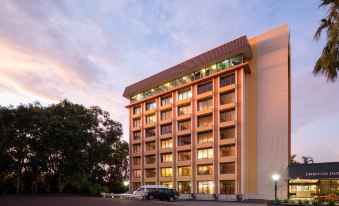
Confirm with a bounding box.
[301,156,314,164]
[290,154,300,165]
[313,0,339,81]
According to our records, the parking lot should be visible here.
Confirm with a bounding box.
[0,196,266,206]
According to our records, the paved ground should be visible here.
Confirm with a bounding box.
[0,196,266,206]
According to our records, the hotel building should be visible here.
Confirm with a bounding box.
[123,25,291,200]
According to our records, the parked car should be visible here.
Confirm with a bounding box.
[145,188,180,202]
[133,185,168,198]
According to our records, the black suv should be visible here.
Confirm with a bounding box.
[145,188,180,202]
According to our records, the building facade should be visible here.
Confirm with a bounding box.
[123,25,291,200]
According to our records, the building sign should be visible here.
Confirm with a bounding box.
[289,162,339,179]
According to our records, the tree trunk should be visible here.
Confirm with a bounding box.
[16,162,21,194]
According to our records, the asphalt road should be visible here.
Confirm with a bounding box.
[0,196,266,206]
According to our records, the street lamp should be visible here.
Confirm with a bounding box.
[123,180,129,193]
[272,174,280,200]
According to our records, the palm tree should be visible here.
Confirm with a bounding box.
[291,154,300,165]
[301,156,314,164]
[313,0,338,81]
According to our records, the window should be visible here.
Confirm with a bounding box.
[197,81,212,94]
[133,106,141,115]
[145,101,156,111]
[178,151,191,161]
[220,145,236,157]
[161,110,171,121]
[178,181,191,194]
[161,96,172,106]
[145,182,156,185]
[198,115,213,127]
[220,127,235,140]
[133,169,141,178]
[197,148,213,159]
[161,139,172,149]
[178,104,191,116]
[197,181,213,194]
[178,166,191,176]
[145,128,156,138]
[133,157,141,166]
[197,131,213,143]
[220,110,235,122]
[178,88,192,101]
[133,119,140,128]
[161,153,172,163]
[220,180,235,194]
[145,115,156,124]
[197,165,213,175]
[145,141,156,151]
[133,131,141,140]
[145,169,156,178]
[161,124,172,135]
[146,155,156,164]
[161,167,172,177]
[133,182,141,191]
[220,162,235,174]
[220,74,235,87]
[178,119,191,131]
[198,98,213,111]
[161,182,173,189]
[220,90,235,105]
[133,144,141,153]
[178,135,191,146]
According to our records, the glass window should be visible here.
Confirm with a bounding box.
[220,145,236,157]
[197,181,213,194]
[145,182,156,185]
[220,90,235,105]
[178,119,191,131]
[145,141,156,151]
[161,167,172,177]
[133,157,141,166]
[161,182,173,189]
[178,88,192,101]
[161,139,172,149]
[197,165,213,175]
[220,110,235,122]
[145,155,156,164]
[220,74,235,87]
[145,115,156,124]
[178,166,191,176]
[145,128,156,138]
[178,104,191,116]
[161,153,172,163]
[220,180,235,194]
[220,127,235,140]
[178,151,191,161]
[133,169,141,178]
[198,98,213,111]
[197,81,213,94]
[220,162,235,174]
[145,169,156,178]
[161,96,172,106]
[161,124,172,135]
[133,119,140,128]
[133,131,141,140]
[161,110,171,121]
[133,106,141,115]
[197,148,213,159]
[145,101,156,111]
[178,135,191,146]
[197,131,213,143]
[133,182,141,191]
[133,144,141,153]
[178,181,191,194]
[198,115,213,127]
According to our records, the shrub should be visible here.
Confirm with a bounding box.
[298,200,303,204]
[327,200,335,206]
[304,200,310,204]
[273,199,282,204]
[283,199,289,204]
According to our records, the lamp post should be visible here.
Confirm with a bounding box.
[272,174,280,200]
[123,181,129,193]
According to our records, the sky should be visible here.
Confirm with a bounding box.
[0,0,338,162]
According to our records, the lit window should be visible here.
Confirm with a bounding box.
[161,181,173,188]
[145,101,156,111]
[197,181,213,194]
[133,144,141,153]
[178,104,191,116]
[145,115,156,124]
[133,106,141,115]
[178,181,191,194]
[161,153,172,163]
[161,167,172,177]
[197,131,213,143]
[197,148,213,159]
[178,151,191,161]
[161,96,172,106]
[161,139,172,149]
[133,157,141,166]
[178,88,192,101]
[133,119,141,128]
[133,169,141,178]
[178,166,191,176]
[197,165,213,175]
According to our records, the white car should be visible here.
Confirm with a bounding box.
[133,185,168,198]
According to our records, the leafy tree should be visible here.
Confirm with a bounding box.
[290,154,300,165]
[313,0,339,81]
[301,156,314,164]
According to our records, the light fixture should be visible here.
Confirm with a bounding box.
[123,181,129,186]
[272,174,280,181]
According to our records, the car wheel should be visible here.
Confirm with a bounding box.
[169,196,175,202]
[148,195,154,200]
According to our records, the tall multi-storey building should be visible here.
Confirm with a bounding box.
[123,25,291,200]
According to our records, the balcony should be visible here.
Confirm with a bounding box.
[219,120,236,128]
[196,158,213,165]
[160,147,172,153]
[159,133,172,139]
[144,136,156,142]
[131,126,141,132]
[159,162,172,167]
[196,141,213,149]
[220,102,236,111]
[144,108,156,116]
[220,83,236,93]
[144,150,156,156]
[196,125,213,133]
[219,173,236,181]
[131,138,141,144]
[177,144,191,151]
[145,177,157,182]
[196,91,213,100]
[219,137,235,146]
[159,176,172,182]
[196,108,213,116]
[196,175,213,181]
[219,155,236,163]
[159,118,172,125]
[176,98,191,106]
[159,103,172,111]
[131,113,141,119]
[132,152,142,157]
[144,163,156,169]
[177,113,191,121]
[176,176,191,181]
[177,129,191,136]
[177,160,191,166]
[144,122,156,129]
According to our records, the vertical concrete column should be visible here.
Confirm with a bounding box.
[129,106,132,192]
[191,85,197,193]
[172,92,177,189]
[141,102,145,185]
[156,98,160,185]
[236,69,243,194]
[213,77,220,194]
